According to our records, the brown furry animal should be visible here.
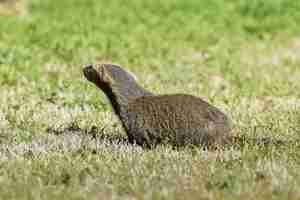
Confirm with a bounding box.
[83,64,232,148]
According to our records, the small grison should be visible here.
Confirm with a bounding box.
[83,64,232,148]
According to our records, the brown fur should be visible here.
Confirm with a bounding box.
[83,64,232,148]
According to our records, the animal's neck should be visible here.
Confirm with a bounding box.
[102,82,152,116]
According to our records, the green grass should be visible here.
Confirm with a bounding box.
[0,0,300,199]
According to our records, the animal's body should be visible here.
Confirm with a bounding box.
[125,94,231,147]
[83,64,231,148]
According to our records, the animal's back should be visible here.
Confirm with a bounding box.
[124,94,231,147]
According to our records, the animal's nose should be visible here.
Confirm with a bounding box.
[84,64,93,69]
[83,64,94,73]
[83,64,95,78]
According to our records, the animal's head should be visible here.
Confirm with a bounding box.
[83,63,138,89]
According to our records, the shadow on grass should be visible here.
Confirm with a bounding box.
[45,122,300,153]
[46,122,129,145]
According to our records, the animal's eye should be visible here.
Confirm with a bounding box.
[127,70,138,81]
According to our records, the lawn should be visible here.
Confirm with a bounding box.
[0,0,300,199]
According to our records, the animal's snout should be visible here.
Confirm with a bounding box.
[84,64,93,69]
[83,64,93,73]
[83,64,97,81]
[83,63,93,73]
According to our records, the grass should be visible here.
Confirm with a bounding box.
[0,0,300,199]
